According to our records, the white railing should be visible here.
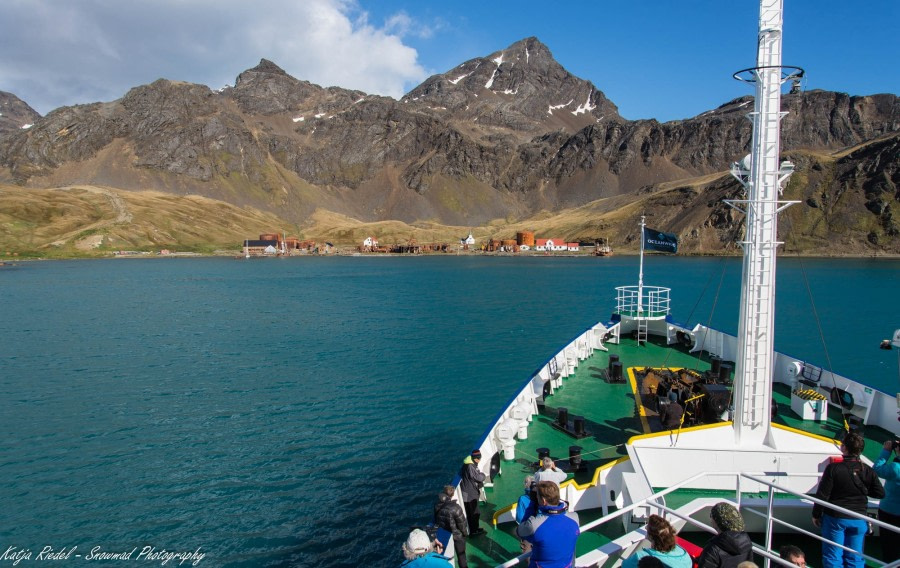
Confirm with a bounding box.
[615,285,671,318]
[497,470,900,568]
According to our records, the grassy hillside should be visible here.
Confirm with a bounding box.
[0,185,299,258]
[2,143,898,260]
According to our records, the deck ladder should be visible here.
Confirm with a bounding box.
[637,317,648,345]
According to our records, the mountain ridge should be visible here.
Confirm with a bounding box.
[0,37,898,256]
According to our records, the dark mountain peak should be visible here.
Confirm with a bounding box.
[231,59,321,114]
[0,91,42,140]
[229,58,369,116]
[234,59,293,91]
[403,36,619,136]
[248,58,289,76]
[498,36,555,64]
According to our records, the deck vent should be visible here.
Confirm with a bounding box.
[608,354,620,371]
[569,445,583,471]
[573,416,586,437]
[609,361,624,383]
[536,448,551,465]
[710,356,722,375]
[718,363,733,383]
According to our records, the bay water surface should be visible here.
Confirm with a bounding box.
[1,256,897,567]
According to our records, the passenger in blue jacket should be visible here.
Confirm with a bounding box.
[873,439,900,563]
[515,480,580,568]
[516,475,537,524]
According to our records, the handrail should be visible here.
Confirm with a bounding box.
[740,473,900,568]
[496,470,900,568]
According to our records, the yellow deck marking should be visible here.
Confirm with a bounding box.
[628,367,652,434]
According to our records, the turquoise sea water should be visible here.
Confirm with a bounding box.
[1,256,897,567]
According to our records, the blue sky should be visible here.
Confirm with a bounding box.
[1,0,897,122]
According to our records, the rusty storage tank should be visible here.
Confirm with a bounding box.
[502,239,517,248]
[517,231,535,246]
[259,233,279,242]
[285,237,301,249]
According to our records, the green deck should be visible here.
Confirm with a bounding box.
[464,335,894,567]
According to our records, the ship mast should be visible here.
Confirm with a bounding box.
[727,0,802,446]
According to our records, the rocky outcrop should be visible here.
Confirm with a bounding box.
[404,37,620,136]
[0,91,41,139]
[229,59,366,116]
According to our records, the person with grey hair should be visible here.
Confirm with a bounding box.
[534,458,567,486]
[516,475,537,524]
[400,528,451,567]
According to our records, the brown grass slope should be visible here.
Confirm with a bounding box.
[1,134,897,258]
[0,184,299,257]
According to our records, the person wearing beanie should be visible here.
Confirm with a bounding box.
[459,450,487,536]
[433,486,469,568]
[813,433,884,568]
[623,514,692,568]
[697,502,753,568]
[873,439,900,563]
[400,528,451,567]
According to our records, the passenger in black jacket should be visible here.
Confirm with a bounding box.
[459,450,486,536]
[812,432,884,568]
[434,486,469,568]
[697,502,753,568]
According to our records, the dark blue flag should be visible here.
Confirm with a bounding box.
[643,227,678,253]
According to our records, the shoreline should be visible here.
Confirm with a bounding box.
[3,249,900,262]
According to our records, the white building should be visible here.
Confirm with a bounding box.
[535,238,567,252]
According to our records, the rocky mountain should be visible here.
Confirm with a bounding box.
[403,37,620,136]
[0,91,41,138]
[0,37,898,254]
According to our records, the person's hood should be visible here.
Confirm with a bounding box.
[463,456,473,465]
[538,500,569,515]
[715,531,753,555]
[648,546,689,559]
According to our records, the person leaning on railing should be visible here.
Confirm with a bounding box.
[812,432,885,568]
[873,439,900,563]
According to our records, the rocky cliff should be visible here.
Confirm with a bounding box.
[0,38,898,253]
[0,91,41,138]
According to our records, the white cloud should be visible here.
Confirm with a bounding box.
[0,0,428,114]
[383,11,435,39]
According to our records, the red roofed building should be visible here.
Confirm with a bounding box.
[535,238,567,252]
